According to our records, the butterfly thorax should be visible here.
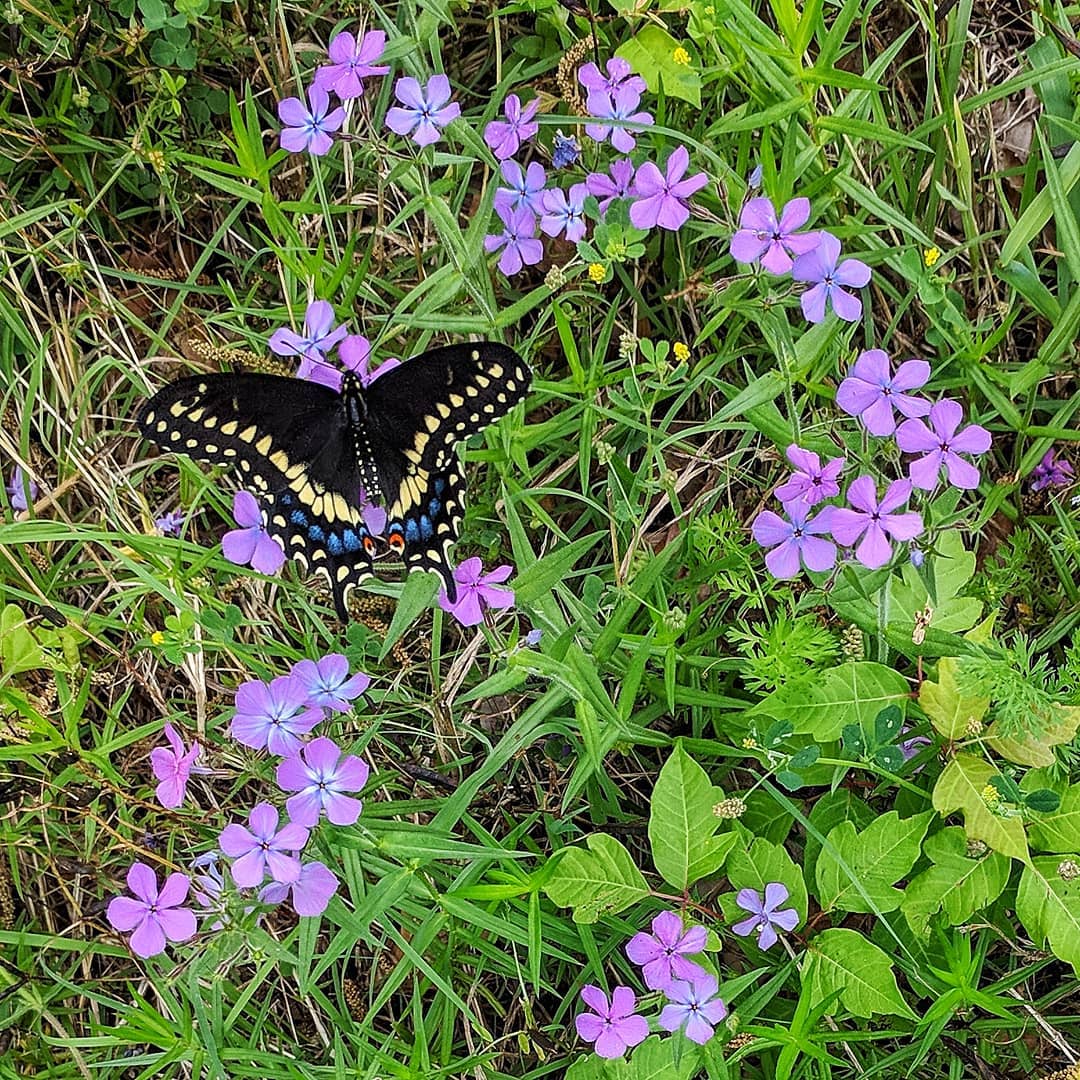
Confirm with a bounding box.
[341,372,384,503]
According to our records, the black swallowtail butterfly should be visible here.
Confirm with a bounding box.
[137,343,530,619]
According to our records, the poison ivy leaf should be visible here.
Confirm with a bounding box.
[919,655,989,740]
[803,929,917,1019]
[931,754,1029,863]
[648,744,736,890]
[616,25,702,107]
[1029,783,1080,853]
[725,837,807,926]
[543,834,649,923]
[900,826,1011,936]
[804,790,877,887]
[815,811,933,913]
[889,530,982,637]
[1016,856,1080,976]
[986,705,1080,767]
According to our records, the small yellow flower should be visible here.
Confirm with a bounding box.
[587,262,605,283]
[741,736,758,750]
[672,46,691,66]
[673,341,690,362]
[150,631,165,646]
[923,246,941,268]
[981,783,1000,807]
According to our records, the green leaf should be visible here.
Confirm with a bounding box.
[543,834,649,924]
[1026,790,1063,814]
[726,837,807,927]
[803,929,917,1019]
[648,744,736,890]
[1016,856,1080,975]
[0,605,46,675]
[512,533,602,605]
[888,531,982,640]
[380,574,438,661]
[900,826,1011,936]
[931,754,1029,863]
[616,26,702,107]
[986,705,1080,768]
[919,655,989,740]
[815,811,933,913]
[1029,783,1080,853]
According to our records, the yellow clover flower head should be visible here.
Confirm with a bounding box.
[923,246,941,268]
[587,262,606,283]
[672,46,691,66]
[673,341,690,362]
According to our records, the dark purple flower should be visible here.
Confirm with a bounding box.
[438,557,514,627]
[485,205,544,276]
[218,802,309,888]
[493,160,547,219]
[151,722,200,809]
[732,882,799,950]
[268,299,348,364]
[896,399,992,490]
[230,674,322,757]
[584,158,635,215]
[260,860,339,916]
[551,130,581,169]
[629,146,708,232]
[835,350,932,436]
[222,490,285,576]
[1030,448,1074,492]
[625,910,707,990]
[6,466,37,511]
[730,197,821,274]
[484,94,540,160]
[829,476,923,570]
[107,862,197,958]
[386,74,460,147]
[751,502,836,579]
[774,445,845,508]
[791,232,871,323]
[575,986,649,1059]
[900,728,931,761]
[584,85,653,153]
[578,57,646,97]
[276,736,370,827]
[155,509,186,536]
[291,653,371,713]
[278,86,346,156]
[312,30,389,100]
[540,184,588,243]
[658,974,727,1045]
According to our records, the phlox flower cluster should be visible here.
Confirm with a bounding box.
[752,348,992,579]
[106,653,371,958]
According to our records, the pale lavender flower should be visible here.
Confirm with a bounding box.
[290,653,371,713]
[578,57,646,97]
[541,184,588,243]
[438,557,514,627]
[260,860,339,916]
[1030,448,1074,491]
[629,146,708,232]
[751,502,836,579]
[154,509,185,536]
[230,674,322,757]
[278,86,346,156]
[774,445,845,508]
[732,882,799,950]
[493,160,547,219]
[268,299,348,364]
[551,130,581,169]
[792,232,871,323]
[828,476,923,570]
[222,491,285,575]
[835,350,932,436]
[730,197,821,274]
[584,85,653,153]
[896,399,992,490]
[6,466,38,511]
[218,802,309,888]
[658,974,727,1045]
[312,29,389,99]
[150,722,200,809]
[485,205,544,276]
[276,736,370,827]
[386,74,460,147]
[575,986,649,1059]
[584,158,636,215]
[625,910,707,990]
[484,94,540,160]
[107,862,197,959]
[190,854,232,931]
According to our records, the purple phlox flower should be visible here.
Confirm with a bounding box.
[578,57,646,97]
[730,197,821,275]
[150,722,200,809]
[1030,448,1074,492]
[484,94,540,160]
[791,231,871,324]
[268,299,349,364]
[276,736,370,827]
[493,160,547,219]
[486,204,544,277]
[835,350,932,436]
[278,85,346,156]
[629,146,709,232]
[298,331,397,393]
[732,882,799,950]
[291,652,371,713]
[658,973,728,1045]
[230,674,322,757]
[551,130,581,169]
[899,727,932,762]
[625,910,708,990]
[829,476,923,570]
[312,29,389,100]
[575,986,649,1059]
[386,74,461,147]
[524,627,543,647]
[218,802,310,888]
[909,545,925,568]
[190,854,232,931]
[751,502,836,579]
[896,399,992,491]
[540,183,588,243]
[774,444,845,508]
[6,466,38,512]
[107,862,197,959]
[438,557,515,627]
[748,163,764,188]
[259,860,339,917]
[222,490,286,576]
[359,485,387,536]
[584,158,636,216]
[585,84,654,153]
[154,509,186,536]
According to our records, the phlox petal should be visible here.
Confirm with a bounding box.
[800,282,828,324]
[129,918,167,958]
[944,453,981,489]
[829,286,863,322]
[107,896,148,931]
